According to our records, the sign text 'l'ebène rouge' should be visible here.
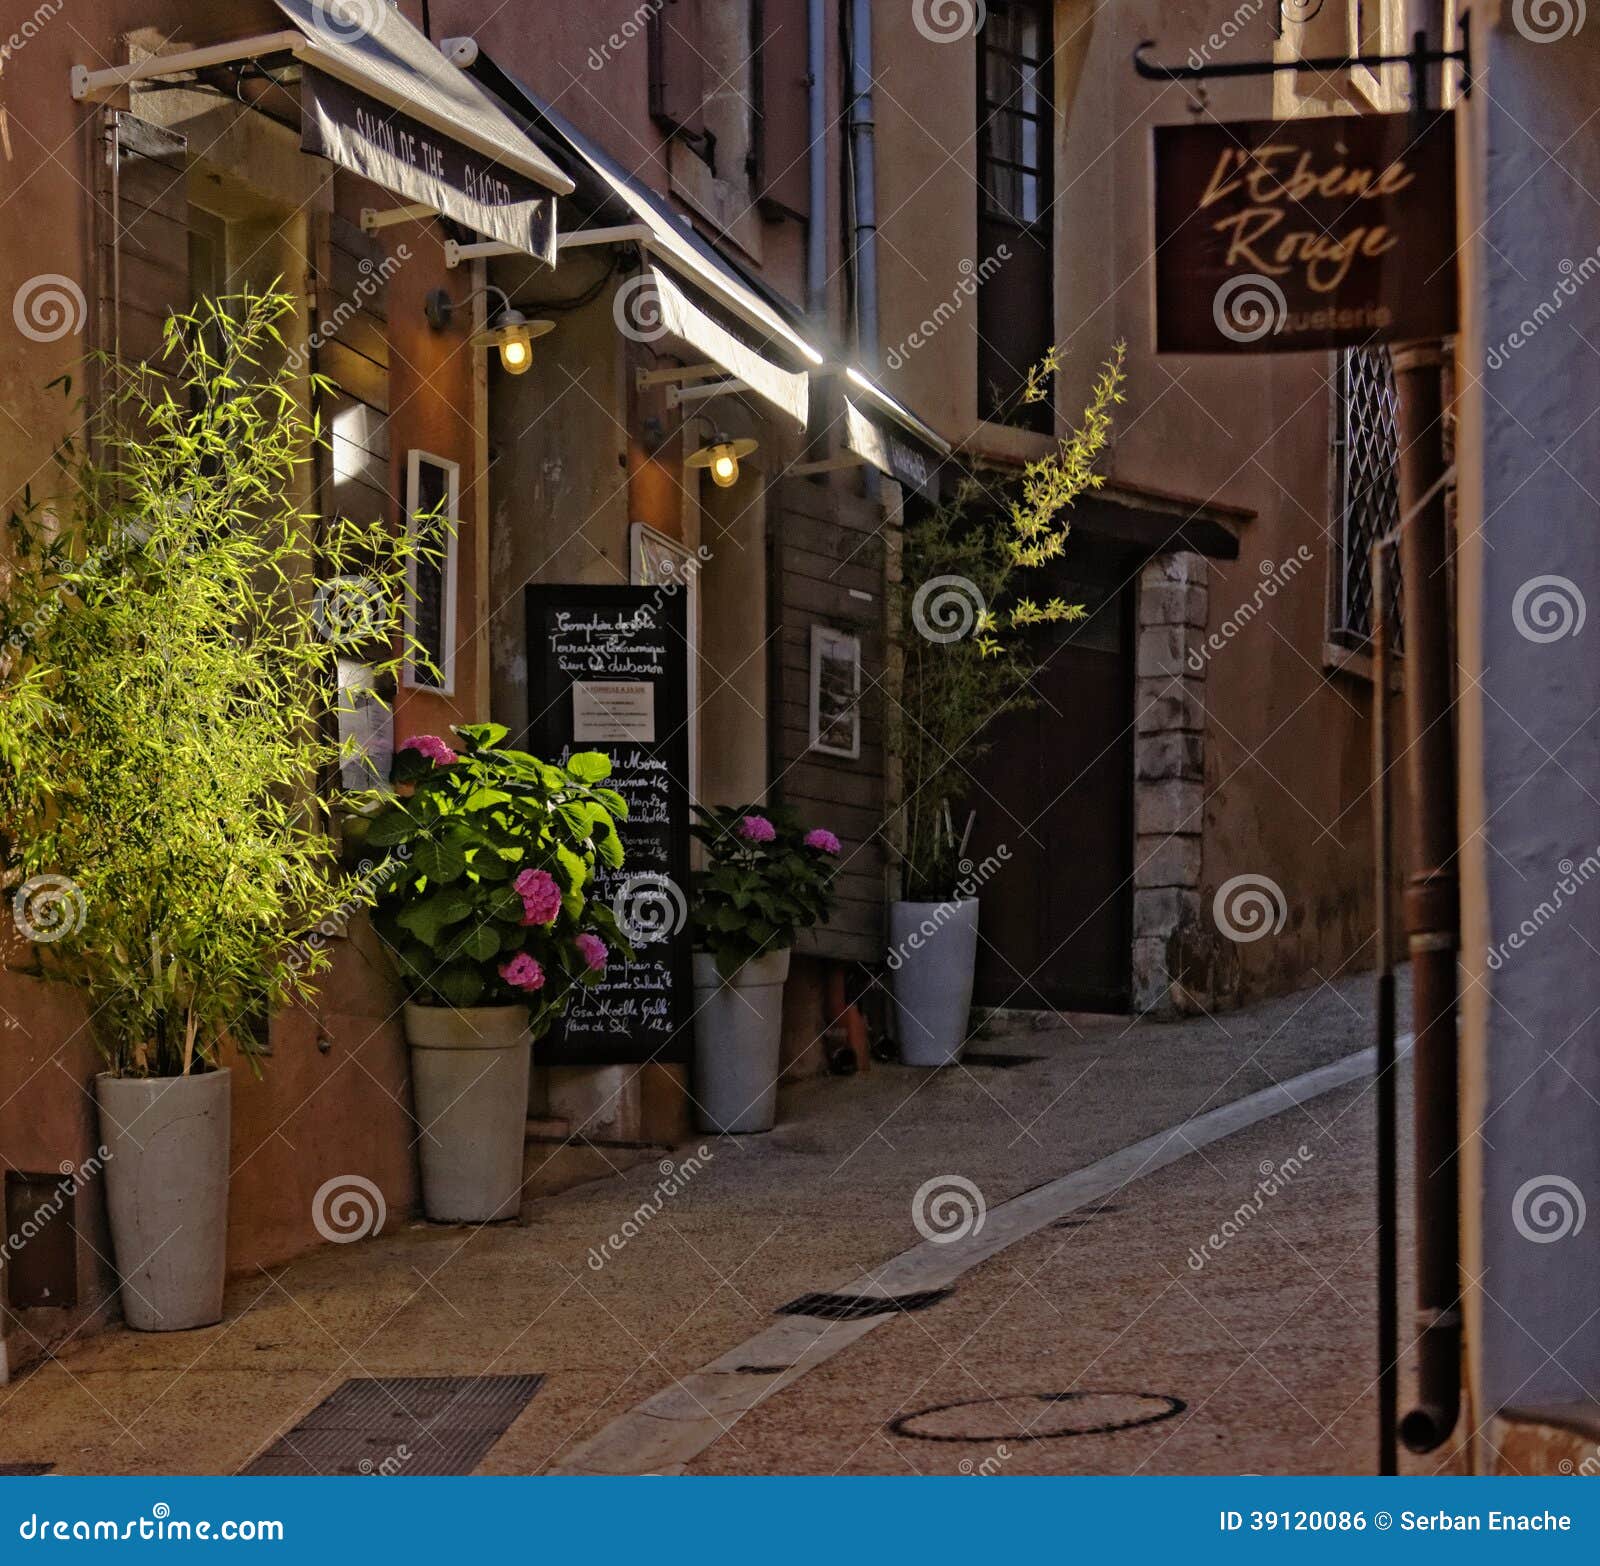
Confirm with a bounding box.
[1153,112,1457,354]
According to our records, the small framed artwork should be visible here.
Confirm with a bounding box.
[630,521,700,801]
[335,658,394,790]
[403,450,460,694]
[809,624,862,760]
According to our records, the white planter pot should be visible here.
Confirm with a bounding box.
[692,949,791,1134]
[95,1069,231,1332]
[889,898,980,1067]
[404,1003,531,1223]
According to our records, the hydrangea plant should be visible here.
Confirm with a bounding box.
[690,805,840,979]
[361,724,629,1034]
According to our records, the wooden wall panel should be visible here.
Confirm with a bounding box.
[768,477,889,963]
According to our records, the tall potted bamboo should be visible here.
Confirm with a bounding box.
[362,728,629,1221]
[893,346,1127,1065]
[0,291,424,1329]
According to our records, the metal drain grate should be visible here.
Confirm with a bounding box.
[962,1051,1044,1069]
[776,1288,952,1321]
[240,1374,543,1476]
[0,1463,54,1476]
[891,1390,1185,1443]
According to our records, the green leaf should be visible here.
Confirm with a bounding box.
[365,806,417,847]
[395,887,476,947]
[448,923,502,963]
[411,834,468,883]
[432,965,485,1008]
[565,751,612,783]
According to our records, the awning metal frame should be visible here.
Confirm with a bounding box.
[665,380,749,409]
[70,32,305,100]
[636,363,731,389]
[361,204,437,233]
[444,224,649,268]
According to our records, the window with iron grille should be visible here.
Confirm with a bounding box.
[1331,346,1403,650]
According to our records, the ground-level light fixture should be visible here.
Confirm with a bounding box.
[687,434,758,489]
[424,286,553,375]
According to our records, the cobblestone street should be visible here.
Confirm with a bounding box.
[0,970,1460,1478]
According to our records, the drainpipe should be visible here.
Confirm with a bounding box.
[806,0,827,325]
[846,0,878,365]
[1393,339,1461,1455]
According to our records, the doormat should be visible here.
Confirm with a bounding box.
[775,1288,952,1321]
[239,1374,543,1476]
[889,1390,1185,1442]
[0,1463,55,1475]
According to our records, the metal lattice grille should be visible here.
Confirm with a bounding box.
[1333,346,1403,649]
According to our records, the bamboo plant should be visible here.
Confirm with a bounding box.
[0,288,430,1078]
[898,344,1127,900]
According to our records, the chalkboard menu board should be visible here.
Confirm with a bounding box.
[525,586,693,1065]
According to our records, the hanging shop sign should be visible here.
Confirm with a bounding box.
[1153,111,1457,354]
[301,67,557,262]
[525,586,693,1066]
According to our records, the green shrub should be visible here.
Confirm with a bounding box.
[691,806,840,979]
[363,725,629,1031]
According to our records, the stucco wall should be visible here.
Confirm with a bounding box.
[1456,2,1600,1414]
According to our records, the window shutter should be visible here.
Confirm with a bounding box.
[649,0,708,137]
[94,110,188,368]
[755,0,812,219]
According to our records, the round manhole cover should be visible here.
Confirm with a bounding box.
[890,1391,1184,1443]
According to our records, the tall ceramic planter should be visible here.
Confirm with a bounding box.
[404,1004,531,1222]
[692,948,790,1134]
[889,898,979,1067]
[96,1069,231,1332]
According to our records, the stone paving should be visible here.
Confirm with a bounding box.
[0,968,1452,1476]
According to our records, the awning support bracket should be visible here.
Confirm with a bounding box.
[70,31,305,101]
[666,379,748,409]
[444,225,653,269]
[361,204,438,234]
[636,362,729,390]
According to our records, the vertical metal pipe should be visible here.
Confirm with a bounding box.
[1371,539,1398,1476]
[846,0,878,363]
[1392,340,1461,1455]
[806,0,827,325]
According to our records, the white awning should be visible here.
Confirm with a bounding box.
[842,398,940,499]
[70,2,572,263]
[275,0,571,192]
[645,266,809,428]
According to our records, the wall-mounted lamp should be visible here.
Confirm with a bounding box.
[687,433,758,489]
[425,285,554,375]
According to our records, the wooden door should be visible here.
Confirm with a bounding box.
[970,538,1136,1012]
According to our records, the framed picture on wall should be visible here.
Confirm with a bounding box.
[403,450,460,694]
[335,658,394,789]
[630,521,701,802]
[809,624,862,760]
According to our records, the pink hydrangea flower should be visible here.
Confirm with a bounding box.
[737,814,776,843]
[514,867,562,926]
[399,733,458,766]
[804,828,841,855]
[574,933,608,972]
[499,953,545,992]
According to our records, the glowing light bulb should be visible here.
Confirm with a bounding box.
[710,448,739,487]
[499,332,532,374]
